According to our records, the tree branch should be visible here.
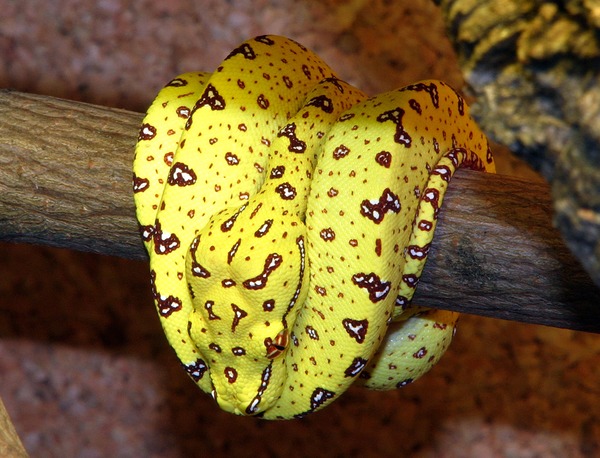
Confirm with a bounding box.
[1,89,599,332]
[0,399,28,458]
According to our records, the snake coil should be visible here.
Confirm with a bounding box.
[133,35,494,419]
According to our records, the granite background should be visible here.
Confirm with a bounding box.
[1,0,599,456]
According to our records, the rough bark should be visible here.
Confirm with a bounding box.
[1,89,599,332]
[0,89,142,259]
[435,0,600,290]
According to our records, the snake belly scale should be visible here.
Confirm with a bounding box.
[133,35,495,419]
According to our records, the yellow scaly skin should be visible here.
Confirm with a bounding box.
[133,35,495,419]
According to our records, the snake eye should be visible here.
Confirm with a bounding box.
[265,329,289,359]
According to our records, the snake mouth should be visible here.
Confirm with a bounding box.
[244,363,274,415]
[210,361,277,417]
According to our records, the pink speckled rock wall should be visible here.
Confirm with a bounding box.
[1,0,599,456]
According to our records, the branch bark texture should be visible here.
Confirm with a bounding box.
[1,89,599,332]
[435,0,600,291]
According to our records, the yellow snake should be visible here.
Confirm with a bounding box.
[133,35,495,419]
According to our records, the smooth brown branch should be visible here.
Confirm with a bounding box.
[1,89,599,332]
[0,89,142,259]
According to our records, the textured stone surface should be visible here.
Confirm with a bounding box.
[436,0,600,287]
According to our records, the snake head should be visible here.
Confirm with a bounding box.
[187,302,294,416]
[184,205,309,416]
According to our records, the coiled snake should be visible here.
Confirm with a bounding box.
[133,35,495,419]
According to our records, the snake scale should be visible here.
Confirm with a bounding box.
[133,35,495,419]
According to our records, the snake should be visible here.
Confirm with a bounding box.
[133,35,495,420]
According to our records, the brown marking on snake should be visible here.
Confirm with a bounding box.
[352,272,391,303]
[278,123,307,153]
[342,318,369,343]
[243,253,283,290]
[376,108,412,147]
[359,188,401,224]
[167,162,197,186]
[231,304,248,332]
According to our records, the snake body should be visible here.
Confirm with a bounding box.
[133,35,494,419]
